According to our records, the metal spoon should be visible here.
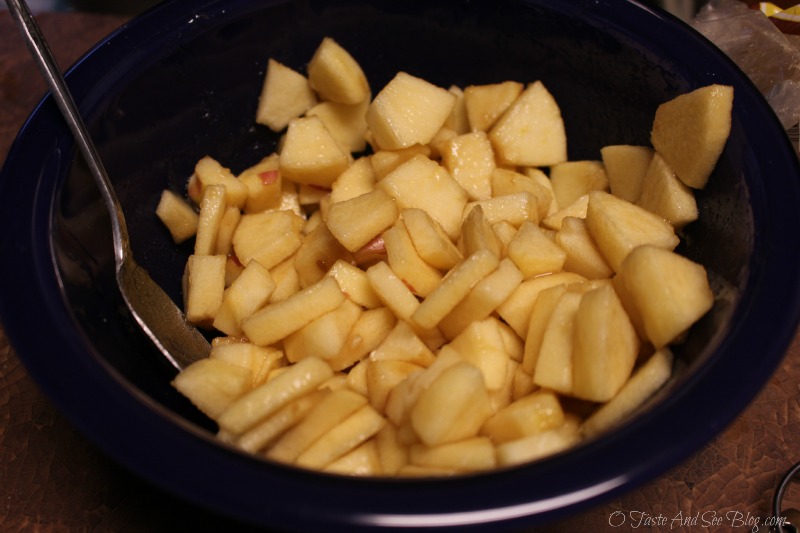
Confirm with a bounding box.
[5,0,211,371]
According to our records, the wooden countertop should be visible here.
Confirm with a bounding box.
[1,10,799,532]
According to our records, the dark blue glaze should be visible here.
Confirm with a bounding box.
[1,0,799,531]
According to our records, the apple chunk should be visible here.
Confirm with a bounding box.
[651,84,733,189]
[256,58,317,132]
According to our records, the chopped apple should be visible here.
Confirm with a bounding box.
[600,144,654,202]
[183,254,227,327]
[401,208,463,271]
[293,222,354,288]
[506,221,567,278]
[458,205,503,259]
[330,156,376,204]
[491,168,552,221]
[256,58,317,131]
[283,299,362,363]
[156,189,199,244]
[585,190,679,272]
[327,306,396,372]
[367,360,425,412]
[481,390,565,444]
[212,260,276,336]
[572,283,639,402]
[194,184,227,256]
[616,245,714,348]
[232,210,303,269]
[370,144,432,179]
[532,290,583,395]
[555,216,614,279]
[496,415,580,466]
[636,152,698,228]
[383,219,443,297]
[172,358,253,419]
[241,276,346,347]
[488,81,567,167]
[442,318,510,391]
[326,188,399,253]
[549,160,608,209]
[370,320,437,368]
[541,194,589,231]
[305,98,369,153]
[279,116,352,187]
[378,154,468,239]
[409,436,496,472]
[295,404,385,469]
[444,85,470,134]
[193,155,248,209]
[463,80,524,132]
[581,349,673,438]
[440,131,496,201]
[307,37,370,105]
[651,84,733,189]
[326,259,381,309]
[410,362,492,446]
[366,71,456,150]
[465,191,539,228]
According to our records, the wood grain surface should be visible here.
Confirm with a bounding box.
[1,11,799,533]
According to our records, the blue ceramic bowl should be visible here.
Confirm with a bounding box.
[1,0,799,530]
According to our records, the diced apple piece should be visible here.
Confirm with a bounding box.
[506,221,567,278]
[465,191,539,228]
[442,318,509,391]
[541,194,589,231]
[156,189,198,243]
[616,245,714,348]
[279,116,351,187]
[444,85,470,134]
[324,440,383,476]
[409,436,496,472]
[194,184,227,256]
[367,360,425,412]
[283,299,362,363]
[375,423,410,475]
[581,349,673,438]
[256,58,317,131]
[213,260,276,336]
[267,388,368,463]
[172,358,253,419]
[572,283,639,402]
[438,258,523,340]
[294,222,355,288]
[555,216,614,279]
[459,205,503,259]
[193,156,248,209]
[209,342,284,388]
[327,307,396,372]
[550,160,608,210]
[307,37,370,105]
[326,259,381,309]
[440,131,496,201]
[232,210,303,270]
[326,189,399,252]
[366,71,456,150]
[521,283,568,374]
[496,271,585,338]
[384,219,443,297]
[238,154,282,213]
[236,389,328,453]
[496,416,580,466]
[401,208,463,271]
[241,276,345,347]
[532,290,583,394]
[636,152,698,228]
[491,168,552,221]
[378,154,468,239]
[412,249,499,330]
[370,145,432,179]
[463,81,524,132]
[488,81,567,167]
[268,255,301,303]
[306,99,369,153]
[600,145,654,202]
[585,190,679,272]
[295,404,386,469]
[481,390,565,444]
[410,362,492,446]
[365,261,422,323]
[651,84,733,189]
[370,320,437,367]
[217,356,334,434]
[183,254,227,327]
[330,156,376,204]
[214,207,241,257]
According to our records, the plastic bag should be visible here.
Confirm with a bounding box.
[693,0,800,132]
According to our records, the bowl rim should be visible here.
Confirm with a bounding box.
[1,0,800,530]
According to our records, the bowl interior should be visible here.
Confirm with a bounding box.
[7,0,798,529]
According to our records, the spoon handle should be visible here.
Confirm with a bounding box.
[4,0,130,266]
